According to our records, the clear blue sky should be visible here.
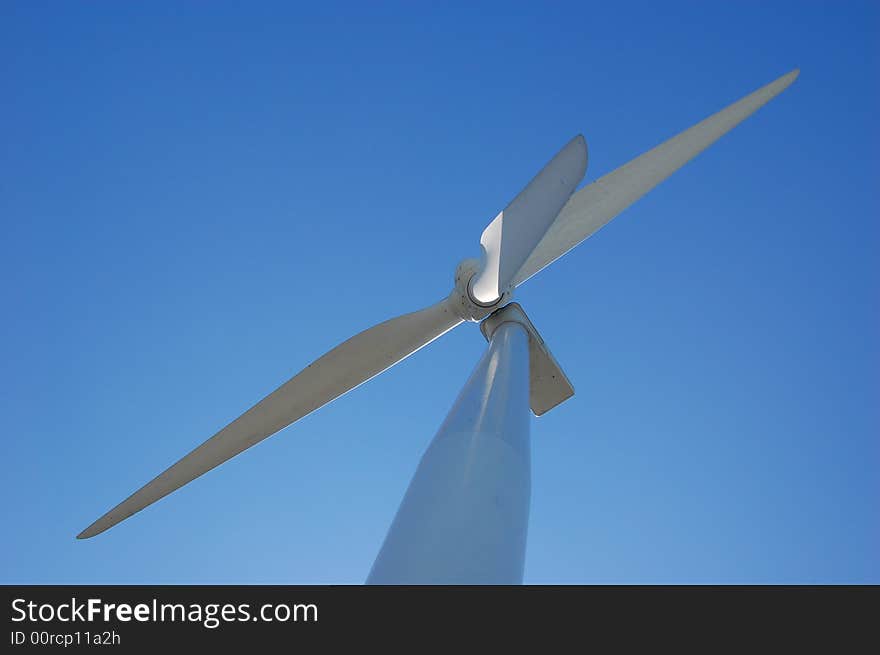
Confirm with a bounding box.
[1,1,876,584]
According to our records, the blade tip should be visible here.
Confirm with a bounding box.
[76,523,103,539]
[779,68,800,88]
[571,134,588,176]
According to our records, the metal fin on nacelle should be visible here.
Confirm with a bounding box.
[480,303,574,416]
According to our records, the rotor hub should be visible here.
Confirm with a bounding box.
[450,258,511,322]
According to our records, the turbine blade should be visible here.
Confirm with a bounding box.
[512,69,799,287]
[470,134,587,304]
[78,297,464,539]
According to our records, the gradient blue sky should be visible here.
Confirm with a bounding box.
[2,2,877,584]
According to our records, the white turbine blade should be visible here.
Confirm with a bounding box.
[470,134,587,304]
[78,297,463,539]
[512,69,799,287]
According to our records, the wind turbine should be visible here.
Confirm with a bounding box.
[78,69,799,584]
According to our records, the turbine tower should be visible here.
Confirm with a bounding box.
[78,69,799,583]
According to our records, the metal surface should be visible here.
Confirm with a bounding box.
[78,296,464,539]
[513,69,799,287]
[367,321,531,584]
[470,135,587,304]
[480,303,574,416]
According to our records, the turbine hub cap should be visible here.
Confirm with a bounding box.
[451,258,510,322]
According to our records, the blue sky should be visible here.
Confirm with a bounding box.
[1,1,876,583]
